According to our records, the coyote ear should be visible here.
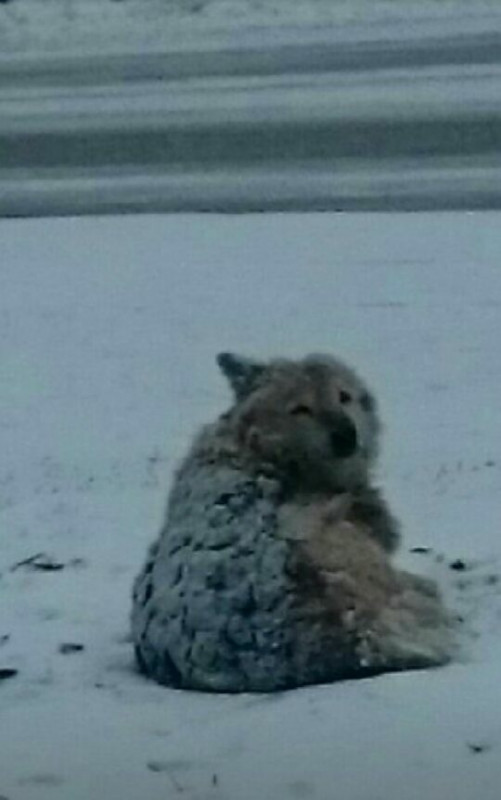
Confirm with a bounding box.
[216,352,265,400]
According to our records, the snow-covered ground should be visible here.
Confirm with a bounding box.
[1,211,500,799]
[1,0,500,55]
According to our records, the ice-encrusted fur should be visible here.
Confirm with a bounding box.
[131,353,453,692]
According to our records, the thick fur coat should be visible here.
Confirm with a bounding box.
[131,353,453,692]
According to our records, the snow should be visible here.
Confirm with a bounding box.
[1,211,501,799]
[2,1,500,217]
[1,0,501,56]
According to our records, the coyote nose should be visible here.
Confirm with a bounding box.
[330,417,358,458]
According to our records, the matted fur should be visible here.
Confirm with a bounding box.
[131,353,453,692]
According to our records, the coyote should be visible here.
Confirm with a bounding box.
[131,353,453,692]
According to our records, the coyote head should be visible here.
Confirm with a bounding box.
[217,352,380,492]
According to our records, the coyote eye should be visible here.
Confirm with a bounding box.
[289,404,313,416]
[339,390,352,405]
